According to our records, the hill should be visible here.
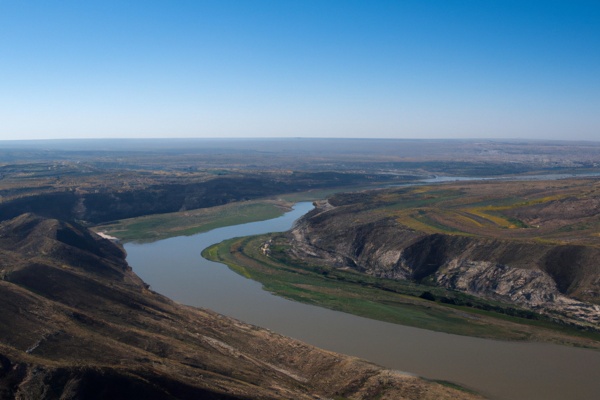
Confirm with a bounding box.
[287,179,600,329]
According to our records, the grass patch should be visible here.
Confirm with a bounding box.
[464,208,516,228]
[94,200,290,243]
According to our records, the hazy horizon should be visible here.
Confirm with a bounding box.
[1,1,599,141]
[2,137,600,144]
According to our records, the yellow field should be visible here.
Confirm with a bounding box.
[377,179,600,244]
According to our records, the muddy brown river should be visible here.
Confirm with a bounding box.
[125,202,600,400]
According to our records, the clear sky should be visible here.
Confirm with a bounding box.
[1,0,599,141]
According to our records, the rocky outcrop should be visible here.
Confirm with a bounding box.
[289,201,600,328]
[434,260,600,326]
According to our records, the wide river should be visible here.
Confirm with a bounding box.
[125,202,600,400]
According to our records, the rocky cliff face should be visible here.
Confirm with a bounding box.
[289,200,600,328]
[0,213,480,400]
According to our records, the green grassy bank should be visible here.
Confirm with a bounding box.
[203,234,600,348]
[93,200,292,243]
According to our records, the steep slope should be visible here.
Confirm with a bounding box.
[288,182,600,329]
[0,213,480,400]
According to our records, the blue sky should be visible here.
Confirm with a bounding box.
[1,0,599,140]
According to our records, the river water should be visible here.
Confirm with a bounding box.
[125,202,600,400]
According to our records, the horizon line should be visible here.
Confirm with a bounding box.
[2,137,600,143]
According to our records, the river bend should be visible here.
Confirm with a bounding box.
[125,202,600,400]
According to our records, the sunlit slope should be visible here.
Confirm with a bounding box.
[287,179,600,329]
[349,179,600,246]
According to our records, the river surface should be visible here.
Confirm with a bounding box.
[125,202,600,400]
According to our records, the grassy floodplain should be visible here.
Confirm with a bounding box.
[92,184,389,243]
[93,199,292,243]
[203,234,600,348]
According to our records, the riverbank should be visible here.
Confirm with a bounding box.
[126,202,600,400]
[91,185,380,243]
[203,233,600,348]
[1,213,483,400]
[94,199,293,243]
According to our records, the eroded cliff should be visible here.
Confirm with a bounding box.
[288,184,600,329]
